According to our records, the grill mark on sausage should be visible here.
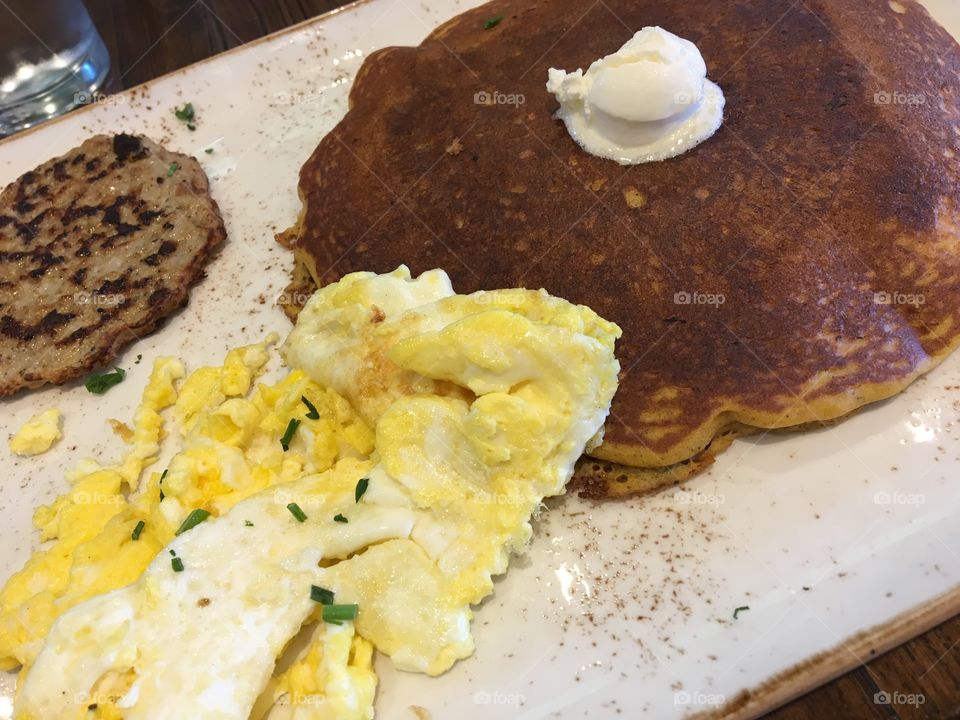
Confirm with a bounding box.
[1,309,75,341]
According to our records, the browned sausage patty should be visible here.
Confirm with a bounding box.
[0,133,225,396]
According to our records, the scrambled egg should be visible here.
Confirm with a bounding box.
[1,342,377,719]
[4,266,620,719]
[9,408,62,456]
[0,358,182,670]
[285,267,622,674]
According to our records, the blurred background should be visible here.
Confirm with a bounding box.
[83,0,347,89]
[0,0,349,136]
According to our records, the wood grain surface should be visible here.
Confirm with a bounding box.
[79,1,960,718]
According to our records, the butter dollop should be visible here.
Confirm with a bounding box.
[546,26,725,164]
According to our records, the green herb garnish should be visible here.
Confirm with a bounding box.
[174,103,197,131]
[174,102,195,122]
[333,513,348,523]
[244,520,254,527]
[173,103,194,121]
[484,15,503,29]
[84,367,125,394]
[733,605,750,620]
[135,354,142,364]
[171,556,184,572]
[287,502,308,523]
[322,604,358,625]
[167,162,179,177]
[131,520,146,540]
[175,508,211,536]
[354,477,369,503]
[301,396,320,420]
[310,585,335,605]
[204,147,214,154]
[159,468,167,501]
[280,418,301,451]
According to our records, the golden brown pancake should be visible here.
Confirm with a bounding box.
[282,0,960,496]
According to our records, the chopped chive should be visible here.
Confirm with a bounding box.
[354,477,369,503]
[173,102,195,122]
[84,367,125,394]
[166,162,179,177]
[204,147,214,154]
[310,585,335,605]
[301,396,320,420]
[280,418,301,451]
[159,468,168,501]
[171,557,184,572]
[131,520,146,540]
[175,509,211,536]
[135,354,142,364]
[733,605,750,620]
[333,513,348,523]
[244,520,254,527]
[322,604,358,625]
[169,549,176,556]
[186,123,196,132]
[287,502,308,523]
[484,15,503,29]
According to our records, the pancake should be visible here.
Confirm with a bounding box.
[281,0,960,495]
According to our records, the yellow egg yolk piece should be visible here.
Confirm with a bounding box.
[9,408,62,456]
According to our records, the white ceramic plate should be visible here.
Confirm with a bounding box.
[1,1,959,718]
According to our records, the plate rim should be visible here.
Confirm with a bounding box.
[699,583,960,719]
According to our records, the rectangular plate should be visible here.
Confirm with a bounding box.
[1,1,958,718]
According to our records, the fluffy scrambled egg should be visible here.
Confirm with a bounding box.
[1,341,377,719]
[0,358,183,670]
[4,266,620,719]
[285,267,621,674]
[9,408,62,456]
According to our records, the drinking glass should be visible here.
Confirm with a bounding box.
[0,0,110,136]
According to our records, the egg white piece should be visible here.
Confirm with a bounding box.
[15,460,411,720]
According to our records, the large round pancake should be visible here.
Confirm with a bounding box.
[285,0,960,476]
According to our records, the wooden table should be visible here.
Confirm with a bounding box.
[82,1,960,718]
